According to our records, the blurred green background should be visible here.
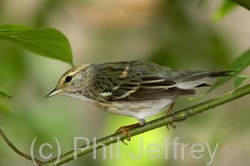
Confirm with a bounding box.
[0,0,250,166]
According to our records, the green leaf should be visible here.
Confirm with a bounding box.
[0,91,11,98]
[209,49,250,91]
[234,75,250,88]
[0,24,73,65]
[190,49,250,100]
[212,0,236,21]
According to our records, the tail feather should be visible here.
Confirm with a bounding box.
[187,71,233,81]
[204,71,234,78]
[195,83,210,88]
[175,70,233,89]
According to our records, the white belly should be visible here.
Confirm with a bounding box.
[106,98,176,120]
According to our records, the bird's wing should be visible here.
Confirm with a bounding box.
[91,67,195,101]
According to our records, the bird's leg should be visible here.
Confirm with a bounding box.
[115,119,145,144]
[166,102,176,130]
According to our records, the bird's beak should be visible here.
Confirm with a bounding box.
[45,89,62,98]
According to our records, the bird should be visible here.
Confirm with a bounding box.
[46,60,231,140]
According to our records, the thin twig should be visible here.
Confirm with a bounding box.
[0,129,44,166]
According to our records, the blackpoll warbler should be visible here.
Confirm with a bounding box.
[46,60,230,139]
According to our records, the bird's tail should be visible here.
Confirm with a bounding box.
[198,71,233,78]
[174,70,233,89]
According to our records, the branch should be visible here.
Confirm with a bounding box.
[1,84,250,166]
[42,83,250,166]
[0,129,43,165]
[232,0,250,10]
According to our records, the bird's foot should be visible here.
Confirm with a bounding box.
[115,123,142,145]
[166,102,177,130]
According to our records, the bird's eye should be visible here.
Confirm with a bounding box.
[65,76,72,82]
